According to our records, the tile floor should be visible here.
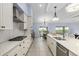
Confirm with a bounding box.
[27,37,52,56]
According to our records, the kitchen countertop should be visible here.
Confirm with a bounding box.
[0,36,28,56]
[48,34,79,56]
[0,41,21,56]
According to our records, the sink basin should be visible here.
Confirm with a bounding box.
[54,37,66,40]
[8,36,27,41]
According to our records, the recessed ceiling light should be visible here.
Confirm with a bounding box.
[39,4,42,7]
[66,4,79,12]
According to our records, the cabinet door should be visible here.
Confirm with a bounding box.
[0,4,3,29]
[2,3,13,29]
[24,14,27,29]
[50,39,56,56]
[24,23,27,29]
[27,16,32,29]
[19,41,30,56]
[22,43,28,56]
[47,36,52,46]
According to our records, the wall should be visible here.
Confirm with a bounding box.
[33,22,49,37]
[69,22,79,34]
[33,22,79,37]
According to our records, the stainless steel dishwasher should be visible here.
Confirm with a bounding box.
[56,42,69,56]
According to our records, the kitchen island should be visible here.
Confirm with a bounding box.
[47,33,79,56]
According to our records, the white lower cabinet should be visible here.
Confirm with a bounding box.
[47,36,57,56]
[22,42,29,55]
[27,16,33,29]
[50,41,56,56]
[47,35,78,56]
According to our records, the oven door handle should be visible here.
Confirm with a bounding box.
[57,46,67,54]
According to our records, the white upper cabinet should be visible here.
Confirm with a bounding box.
[14,3,33,30]
[13,3,33,31]
[0,3,13,30]
[19,14,33,30]
[24,14,28,29]
[0,4,3,29]
[27,16,33,29]
[19,14,28,30]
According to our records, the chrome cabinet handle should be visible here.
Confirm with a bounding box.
[14,54,17,56]
[1,26,5,28]
[23,47,25,48]
[23,53,25,55]
[19,44,21,46]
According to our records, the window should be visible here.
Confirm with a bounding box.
[55,26,69,34]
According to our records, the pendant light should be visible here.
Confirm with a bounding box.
[52,6,59,21]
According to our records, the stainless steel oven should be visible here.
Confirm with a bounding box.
[56,43,69,56]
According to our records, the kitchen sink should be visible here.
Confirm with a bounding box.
[54,37,66,40]
[8,36,27,41]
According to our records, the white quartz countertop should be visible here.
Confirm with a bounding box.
[0,41,21,56]
[48,34,79,56]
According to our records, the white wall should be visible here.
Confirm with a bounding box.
[33,22,79,37]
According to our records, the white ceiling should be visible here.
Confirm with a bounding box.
[30,3,79,23]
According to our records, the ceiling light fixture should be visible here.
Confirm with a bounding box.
[66,4,79,12]
[39,4,42,7]
[52,6,59,21]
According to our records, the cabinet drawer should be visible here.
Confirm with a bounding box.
[20,44,29,56]
[22,46,28,56]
